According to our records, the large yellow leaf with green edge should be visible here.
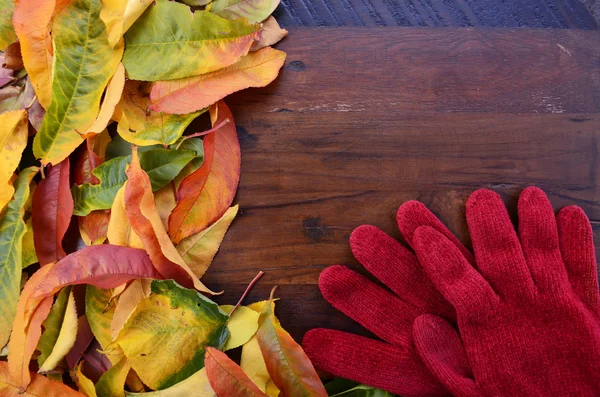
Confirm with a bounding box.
[73,361,98,397]
[0,0,17,50]
[85,63,126,135]
[0,361,85,396]
[115,81,202,146]
[125,368,216,397]
[12,0,71,109]
[209,0,279,24]
[176,205,238,279]
[22,218,38,268]
[95,356,131,397]
[241,300,279,397]
[256,291,327,397]
[37,286,71,368]
[100,0,154,48]
[122,0,260,81]
[220,304,259,351]
[111,280,229,390]
[0,166,37,350]
[33,0,124,165]
[107,184,144,249]
[110,279,151,339]
[149,47,286,114]
[38,287,78,372]
[0,109,28,211]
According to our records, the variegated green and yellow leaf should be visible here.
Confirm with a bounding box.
[0,109,29,211]
[209,0,280,23]
[100,0,154,48]
[0,0,17,50]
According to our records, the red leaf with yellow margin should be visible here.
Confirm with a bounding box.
[168,101,241,243]
[31,158,73,266]
[124,147,217,294]
[8,245,161,389]
[205,346,267,397]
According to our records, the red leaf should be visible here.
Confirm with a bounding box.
[32,157,73,265]
[74,138,102,185]
[66,315,95,370]
[8,245,161,389]
[168,101,241,243]
[205,347,267,397]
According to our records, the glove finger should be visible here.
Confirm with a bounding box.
[518,187,569,291]
[466,189,535,300]
[350,225,455,321]
[302,328,448,397]
[319,265,422,346]
[557,206,600,313]
[397,200,475,265]
[413,314,484,397]
[413,226,498,316]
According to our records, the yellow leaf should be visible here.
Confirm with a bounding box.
[251,17,288,51]
[220,304,259,351]
[38,288,78,373]
[153,184,177,230]
[0,361,85,396]
[100,0,154,48]
[125,368,216,397]
[176,205,238,279]
[240,301,279,396]
[96,356,131,397]
[149,48,286,114]
[73,361,98,397]
[86,63,126,135]
[107,184,144,249]
[110,279,152,339]
[0,109,28,211]
[22,218,38,268]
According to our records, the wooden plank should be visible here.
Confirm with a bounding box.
[273,0,598,28]
[202,28,600,341]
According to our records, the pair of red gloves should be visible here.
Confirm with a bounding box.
[303,187,600,396]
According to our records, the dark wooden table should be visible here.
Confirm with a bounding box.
[206,28,600,343]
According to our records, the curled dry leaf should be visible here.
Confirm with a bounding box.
[150,48,286,115]
[256,290,327,397]
[169,101,241,243]
[85,63,126,135]
[251,17,288,51]
[33,0,123,165]
[122,0,261,81]
[205,346,268,397]
[0,109,28,211]
[124,147,216,294]
[32,158,73,266]
[8,245,161,389]
[0,361,85,396]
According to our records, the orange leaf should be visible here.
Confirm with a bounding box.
[149,48,286,114]
[12,0,70,109]
[31,158,73,266]
[205,347,267,397]
[256,290,327,397]
[251,17,288,51]
[8,245,161,389]
[0,361,85,396]
[124,147,217,294]
[168,101,241,243]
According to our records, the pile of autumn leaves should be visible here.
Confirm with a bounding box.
[0,0,340,395]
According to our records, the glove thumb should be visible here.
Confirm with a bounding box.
[413,314,483,397]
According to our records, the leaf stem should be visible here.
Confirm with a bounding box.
[175,118,230,150]
[229,271,264,317]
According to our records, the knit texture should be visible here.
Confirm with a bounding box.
[412,187,600,396]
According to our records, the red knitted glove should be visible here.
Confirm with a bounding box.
[302,202,476,397]
[412,187,600,396]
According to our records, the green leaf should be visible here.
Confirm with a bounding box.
[86,286,118,350]
[112,279,229,390]
[36,286,72,368]
[0,166,37,349]
[72,149,196,215]
[0,0,17,50]
[105,134,160,160]
[33,0,123,165]
[209,0,280,24]
[122,0,260,81]
[95,356,131,397]
[21,217,38,269]
[328,382,394,397]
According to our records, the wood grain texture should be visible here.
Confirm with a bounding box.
[273,0,598,29]
[201,28,600,342]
